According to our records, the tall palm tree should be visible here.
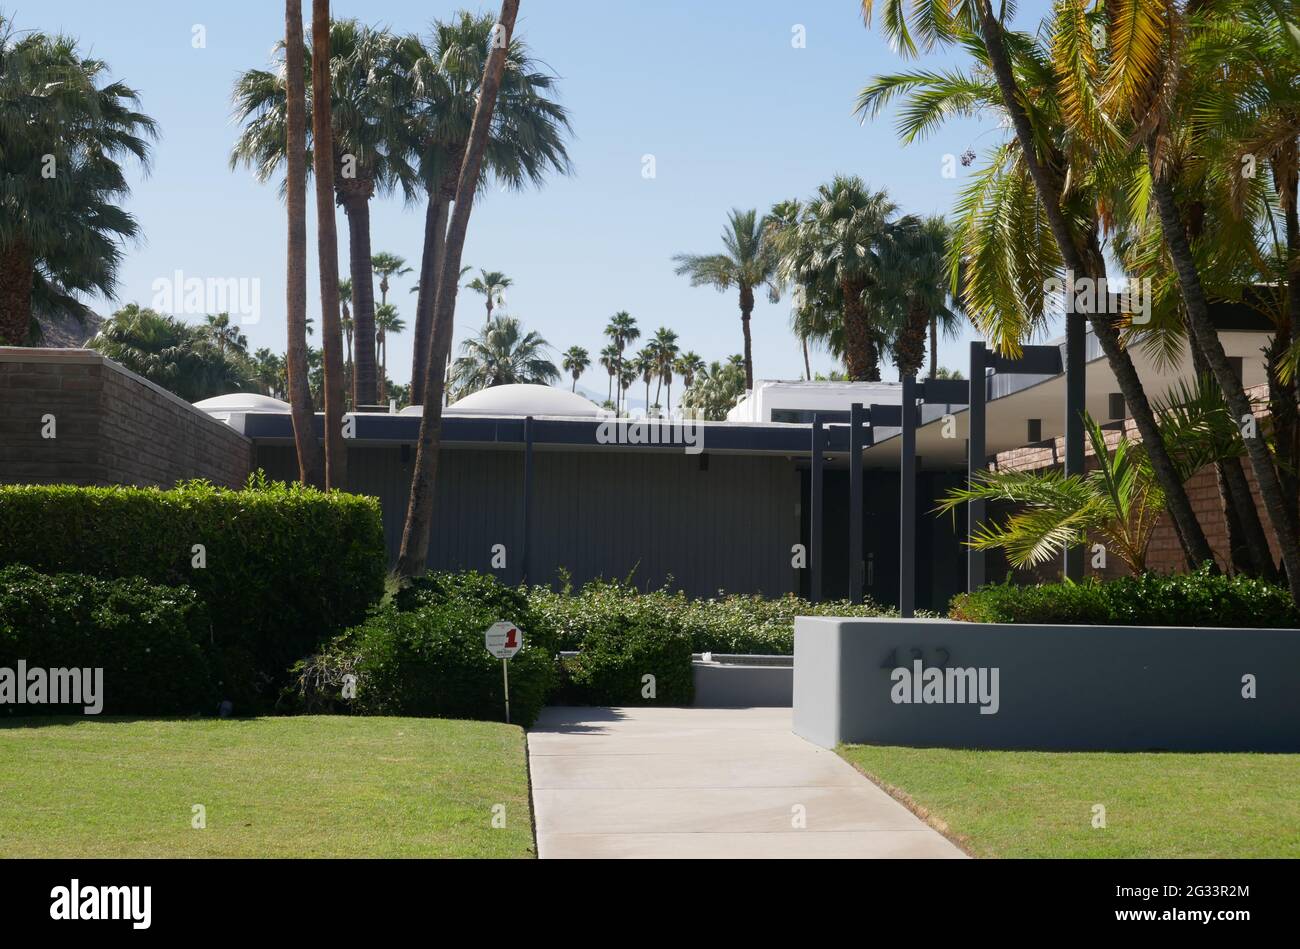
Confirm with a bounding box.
[562,345,590,392]
[450,315,559,396]
[374,302,404,402]
[771,177,906,382]
[283,0,322,485]
[202,313,248,358]
[310,0,347,489]
[882,215,959,380]
[398,0,526,578]
[857,0,1219,573]
[0,17,157,345]
[372,252,411,309]
[338,276,354,375]
[636,348,657,415]
[232,19,407,407]
[651,327,680,414]
[467,270,513,325]
[397,12,572,406]
[599,343,619,405]
[603,311,639,415]
[675,351,705,395]
[674,208,778,391]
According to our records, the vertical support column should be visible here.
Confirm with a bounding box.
[967,341,987,592]
[1064,315,1086,581]
[900,376,917,619]
[522,415,534,585]
[849,403,865,603]
[810,414,824,604]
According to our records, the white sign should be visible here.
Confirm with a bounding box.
[485,622,523,660]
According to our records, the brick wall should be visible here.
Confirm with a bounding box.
[0,348,251,488]
[990,385,1283,579]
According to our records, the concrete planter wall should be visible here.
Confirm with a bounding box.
[794,617,1300,752]
[692,654,793,708]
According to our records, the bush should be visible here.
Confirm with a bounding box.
[0,566,215,715]
[0,479,386,708]
[291,600,554,727]
[560,614,694,706]
[950,567,1299,628]
[394,570,542,642]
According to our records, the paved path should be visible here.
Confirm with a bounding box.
[528,707,966,859]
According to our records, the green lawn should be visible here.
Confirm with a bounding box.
[839,744,1300,858]
[0,716,535,858]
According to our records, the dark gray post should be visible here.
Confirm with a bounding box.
[849,403,865,603]
[968,341,987,592]
[900,376,917,618]
[522,415,534,585]
[810,414,824,604]
[1064,314,1085,581]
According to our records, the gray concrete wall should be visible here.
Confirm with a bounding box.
[693,661,793,708]
[794,616,1300,752]
[0,349,252,488]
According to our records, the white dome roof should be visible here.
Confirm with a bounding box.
[194,392,291,414]
[435,384,603,418]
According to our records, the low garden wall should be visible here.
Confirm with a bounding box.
[793,616,1300,752]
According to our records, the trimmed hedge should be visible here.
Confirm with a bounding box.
[0,565,215,715]
[950,567,1300,628]
[559,615,694,706]
[291,599,554,727]
[0,479,386,708]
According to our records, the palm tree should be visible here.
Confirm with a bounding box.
[252,348,285,398]
[0,17,157,346]
[673,209,778,391]
[397,12,572,406]
[374,303,404,402]
[857,0,1220,574]
[681,356,747,421]
[450,315,559,396]
[599,343,619,405]
[636,348,657,415]
[603,312,640,415]
[937,415,1166,575]
[467,270,513,325]
[562,345,590,392]
[398,0,526,578]
[675,351,705,395]
[770,177,906,382]
[338,276,354,375]
[232,19,407,408]
[283,0,322,485]
[90,305,252,402]
[202,313,248,357]
[372,252,411,309]
[882,215,959,380]
[651,327,680,414]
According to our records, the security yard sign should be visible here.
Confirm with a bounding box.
[484,622,523,722]
[485,622,523,659]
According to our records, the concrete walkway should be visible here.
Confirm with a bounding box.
[528,707,966,859]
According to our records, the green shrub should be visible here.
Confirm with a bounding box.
[0,479,386,708]
[560,614,694,706]
[950,567,1299,628]
[291,600,554,727]
[0,565,215,716]
[393,570,544,644]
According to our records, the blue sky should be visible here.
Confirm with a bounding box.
[41,0,1048,396]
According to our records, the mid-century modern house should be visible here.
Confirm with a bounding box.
[0,304,1282,612]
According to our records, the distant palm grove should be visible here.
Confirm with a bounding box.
[2,1,1298,589]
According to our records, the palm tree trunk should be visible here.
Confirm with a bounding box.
[606,374,612,403]
[1271,150,1300,532]
[739,284,755,391]
[802,334,811,381]
[398,0,519,578]
[1149,166,1300,601]
[342,193,378,406]
[929,314,938,379]
[311,0,346,491]
[841,278,878,381]
[970,0,1216,571]
[284,0,323,486]
[0,240,34,346]
[410,192,449,406]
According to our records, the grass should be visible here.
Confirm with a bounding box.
[0,716,535,858]
[839,744,1300,858]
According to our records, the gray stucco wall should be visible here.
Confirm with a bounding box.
[794,616,1300,752]
[256,443,801,597]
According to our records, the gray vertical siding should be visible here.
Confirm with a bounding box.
[254,443,801,597]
